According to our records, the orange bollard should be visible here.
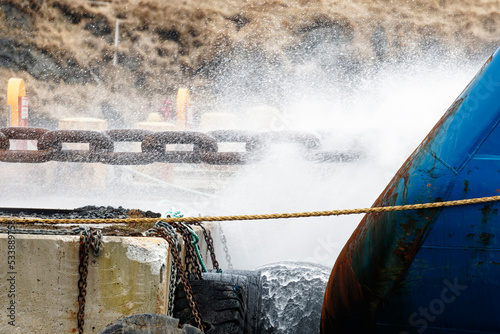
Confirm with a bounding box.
[7,78,29,150]
[7,78,28,127]
[176,88,191,130]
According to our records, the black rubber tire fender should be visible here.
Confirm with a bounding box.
[173,279,246,334]
[202,271,262,334]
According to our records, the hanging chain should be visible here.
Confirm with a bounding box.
[191,222,220,272]
[150,223,204,332]
[177,225,203,280]
[147,222,180,317]
[182,223,208,273]
[77,227,102,334]
[0,217,216,332]
[167,254,179,317]
[161,210,204,279]
[218,224,233,270]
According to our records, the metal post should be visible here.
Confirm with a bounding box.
[113,19,119,66]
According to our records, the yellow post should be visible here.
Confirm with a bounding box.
[7,78,27,127]
[176,88,191,130]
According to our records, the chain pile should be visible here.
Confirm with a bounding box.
[0,127,358,165]
[145,220,222,332]
[192,222,221,272]
[0,217,222,333]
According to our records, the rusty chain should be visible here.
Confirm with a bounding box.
[218,224,234,270]
[0,127,358,165]
[77,227,102,334]
[0,127,51,162]
[151,220,203,280]
[191,222,220,272]
[0,218,212,332]
[177,224,203,280]
[150,224,205,332]
[146,222,181,317]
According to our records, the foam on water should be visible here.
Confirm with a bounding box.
[258,262,331,333]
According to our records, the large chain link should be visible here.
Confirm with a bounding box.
[77,227,102,334]
[0,127,51,162]
[0,127,357,165]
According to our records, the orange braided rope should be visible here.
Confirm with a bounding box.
[1,195,500,225]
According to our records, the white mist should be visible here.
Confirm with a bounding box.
[208,58,481,270]
[0,55,485,272]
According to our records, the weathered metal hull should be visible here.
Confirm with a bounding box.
[321,47,500,333]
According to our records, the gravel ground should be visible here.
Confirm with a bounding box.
[0,205,162,236]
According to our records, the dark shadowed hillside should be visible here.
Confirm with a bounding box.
[0,0,499,126]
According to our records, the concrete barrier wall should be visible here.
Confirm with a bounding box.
[0,225,212,333]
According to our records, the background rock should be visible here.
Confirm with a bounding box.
[0,0,499,127]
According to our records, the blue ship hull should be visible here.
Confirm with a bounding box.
[321,48,500,333]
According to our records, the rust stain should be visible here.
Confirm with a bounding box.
[464,180,470,194]
[393,230,426,264]
[321,249,371,333]
[401,172,410,202]
[401,219,416,233]
[479,55,493,74]
[479,232,495,246]
[321,96,462,332]
[418,98,464,150]
[393,239,407,258]
[66,310,77,319]
[480,204,498,224]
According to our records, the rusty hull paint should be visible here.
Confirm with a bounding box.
[321,48,500,334]
[321,147,452,333]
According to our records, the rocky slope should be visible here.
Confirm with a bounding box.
[0,0,499,127]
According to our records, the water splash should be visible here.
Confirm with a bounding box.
[0,44,486,273]
[258,262,331,334]
[208,54,482,270]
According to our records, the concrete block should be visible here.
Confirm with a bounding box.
[59,118,108,132]
[0,224,213,333]
[133,122,176,132]
[0,235,169,333]
[198,112,239,131]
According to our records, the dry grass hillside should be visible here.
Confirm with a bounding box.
[0,0,499,127]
